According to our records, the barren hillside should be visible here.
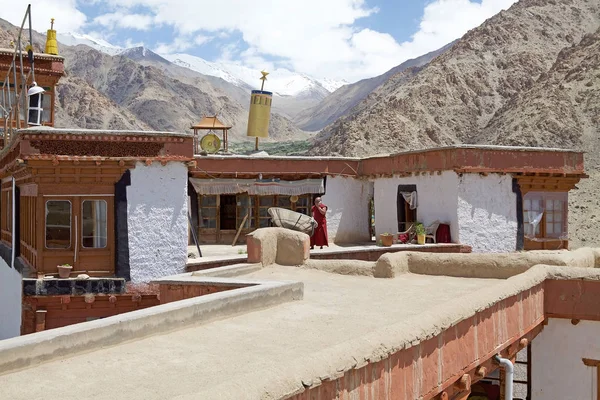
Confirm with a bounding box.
[0,19,308,141]
[481,28,600,248]
[310,0,600,157]
[293,42,455,132]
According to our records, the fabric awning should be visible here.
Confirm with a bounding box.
[189,178,324,196]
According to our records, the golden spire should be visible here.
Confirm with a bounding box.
[260,71,268,90]
[45,18,58,55]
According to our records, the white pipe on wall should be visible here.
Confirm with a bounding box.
[11,177,15,269]
[494,354,514,400]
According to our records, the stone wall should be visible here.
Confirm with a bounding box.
[457,173,517,252]
[127,161,189,282]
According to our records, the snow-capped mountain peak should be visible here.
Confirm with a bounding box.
[318,77,349,92]
[56,32,348,97]
[162,53,344,99]
[57,32,123,56]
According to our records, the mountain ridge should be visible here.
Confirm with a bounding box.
[308,0,600,157]
[293,41,456,132]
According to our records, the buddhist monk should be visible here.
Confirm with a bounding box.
[310,197,329,250]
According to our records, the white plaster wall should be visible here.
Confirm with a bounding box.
[457,173,517,252]
[372,172,459,240]
[127,162,189,283]
[322,177,373,243]
[0,259,21,340]
[532,318,600,399]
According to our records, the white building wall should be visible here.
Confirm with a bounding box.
[0,259,21,340]
[127,162,189,282]
[457,173,517,252]
[372,172,459,240]
[322,177,373,243]
[532,318,600,399]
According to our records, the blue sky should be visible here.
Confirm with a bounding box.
[5,0,517,82]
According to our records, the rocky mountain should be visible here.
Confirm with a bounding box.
[479,27,600,249]
[57,32,347,115]
[60,44,306,140]
[0,20,151,132]
[310,0,600,157]
[55,76,152,130]
[0,19,309,141]
[294,41,456,132]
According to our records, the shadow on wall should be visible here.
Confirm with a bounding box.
[324,178,373,243]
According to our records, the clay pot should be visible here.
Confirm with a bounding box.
[417,234,426,245]
[57,265,72,279]
[380,234,393,247]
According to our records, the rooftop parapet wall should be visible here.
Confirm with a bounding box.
[0,127,195,177]
[0,48,64,81]
[374,248,600,279]
[0,275,303,374]
[360,145,585,177]
[190,145,586,180]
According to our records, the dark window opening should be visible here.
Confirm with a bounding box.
[220,195,237,230]
[397,185,417,232]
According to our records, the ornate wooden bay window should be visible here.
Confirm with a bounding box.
[523,192,568,249]
[517,174,581,251]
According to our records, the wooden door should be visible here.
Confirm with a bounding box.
[76,196,114,275]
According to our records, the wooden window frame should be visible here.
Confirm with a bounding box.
[523,191,568,241]
[1,187,13,244]
[198,194,218,229]
[583,358,600,400]
[81,199,108,249]
[44,199,73,250]
[198,193,314,233]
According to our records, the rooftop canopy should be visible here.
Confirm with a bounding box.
[190,116,232,130]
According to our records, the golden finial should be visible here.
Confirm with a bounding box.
[259,71,268,90]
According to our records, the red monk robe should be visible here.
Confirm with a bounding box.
[310,197,329,249]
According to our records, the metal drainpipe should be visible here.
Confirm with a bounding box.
[494,354,514,400]
[11,177,15,269]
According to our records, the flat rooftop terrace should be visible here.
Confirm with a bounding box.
[0,265,513,399]
[2,246,600,399]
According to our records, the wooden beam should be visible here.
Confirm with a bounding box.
[582,358,600,400]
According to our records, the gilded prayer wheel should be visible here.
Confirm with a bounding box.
[246,90,272,139]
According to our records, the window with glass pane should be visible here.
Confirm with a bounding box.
[42,93,52,123]
[277,196,291,209]
[523,195,543,237]
[45,200,71,249]
[523,192,568,240]
[237,194,255,229]
[82,200,107,248]
[6,191,12,233]
[294,195,311,216]
[199,195,217,228]
[259,196,274,207]
[258,195,273,227]
[545,199,564,238]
